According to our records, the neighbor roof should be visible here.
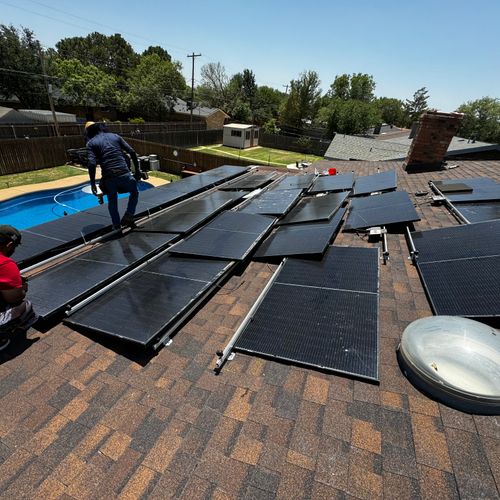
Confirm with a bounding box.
[173,98,228,118]
[325,133,500,161]
[224,123,254,129]
[0,106,39,124]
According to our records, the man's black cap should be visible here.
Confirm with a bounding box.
[0,225,21,245]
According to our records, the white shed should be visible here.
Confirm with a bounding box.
[223,123,259,149]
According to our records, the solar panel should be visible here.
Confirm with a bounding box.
[169,211,275,260]
[344,190,420,230]
[254,208,345,258]
[235,246,379,380]
[309,173,354,193]
[28,232,177,319]
[441,177,500,203]
[64,256,233,345]
[352,170,397,196]
[279,192,347,225]
[272,175,315,191]
[15,231,67,268]
[452,202,500,223]
[432,181,472,193]
[411,220,500,317]
[238,189,302,215]
[220,173,275,190]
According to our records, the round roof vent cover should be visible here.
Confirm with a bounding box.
[397,316,500,414]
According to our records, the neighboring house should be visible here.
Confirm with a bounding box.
[17,109,77,123]
[0,106,39,124]
[223,124,259,149]
[172,99,229,130]
[324,133,500,161]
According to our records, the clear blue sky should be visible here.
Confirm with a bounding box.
[2,0,499,110]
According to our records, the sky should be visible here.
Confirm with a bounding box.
[1,0,499,111]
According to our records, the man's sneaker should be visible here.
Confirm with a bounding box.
[0,339,10,351]
[120,213,137,229]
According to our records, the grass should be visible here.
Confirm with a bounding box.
[190,145,322,167]
[0,165,86,190]
[148,171,181,182]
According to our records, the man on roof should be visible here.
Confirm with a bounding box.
[85,121,147,230]
[0,226,38,351]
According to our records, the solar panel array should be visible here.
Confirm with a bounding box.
[254,208,346,259]
[169,211,275,260]
[15,166,249,268]
[65,256,233,346]
[440,177,500,203]
[309,173,354,194]
[29,232,177,319]
[344,190,420,230]
[238,189,302,215]
[220,173,275,190]
[279,192,347,225]
[352,170,397,196]
[235,246,380,380]
[272,174,315,191]
[411,220,500,317]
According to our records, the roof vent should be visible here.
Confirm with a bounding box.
[397,316,500,414]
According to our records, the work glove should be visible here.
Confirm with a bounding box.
[91,182,98,196]
[134,170,143,181]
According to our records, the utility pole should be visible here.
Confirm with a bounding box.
[282,84,289,94]
[39,48,60,137]
[187,52,202,128]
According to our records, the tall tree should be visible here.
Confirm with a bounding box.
[197,62,230,109]
[54,58,118,107]
[0,24,47,107]
[328,73,375,102]
[121,54,186,120]
[404,87,429,124]
[376,97,405,126]
[254,86,286,124]
[56,32,138,85]
[141,46,171,62]
[280,70,322,127]
[457,97,500,143]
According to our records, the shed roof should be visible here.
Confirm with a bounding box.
[223,123,254,129]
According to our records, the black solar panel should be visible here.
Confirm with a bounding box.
[411,220,500,264]
[352,170,397,196]
[309,173,354,193]
[220,173,275,190]
[238,189,302,215]
[272,175,315,191]
[344,191,420,230]
[433,181,472,193]
[452,202,500,223]
[254,208,345,258]
[64,256,232,345]
[442,177,500,203]
[169,211,275,260]
[28,232,177,319]
[15,232,67,268]
[411,220,500,317]
[235,246,379,380]
[279,192,347,225]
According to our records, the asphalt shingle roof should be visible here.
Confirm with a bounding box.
[1,160,499,498]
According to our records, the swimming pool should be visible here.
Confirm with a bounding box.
[0,181,153,230]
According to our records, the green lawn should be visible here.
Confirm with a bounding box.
[0,165,86,190]
[191,145,322,167]
[148,171,181,183]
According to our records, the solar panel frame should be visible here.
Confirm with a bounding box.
[352,170,397,196]
[278,192,347,225]
[309,173,355,193]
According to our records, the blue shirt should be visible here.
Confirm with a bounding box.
[86,132,135,179]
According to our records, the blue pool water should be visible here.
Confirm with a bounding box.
[0,181,153,230]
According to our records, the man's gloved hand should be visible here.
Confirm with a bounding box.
[134,170,147,181]
[91,182,98,196]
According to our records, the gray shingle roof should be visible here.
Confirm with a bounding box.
[172,98,228,118]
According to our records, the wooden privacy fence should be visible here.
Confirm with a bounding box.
[259,132,330,156]
[126,129,222,148]
[0,136,84,175]
[126,138,255,175]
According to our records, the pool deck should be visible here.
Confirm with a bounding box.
[0,174,169,202]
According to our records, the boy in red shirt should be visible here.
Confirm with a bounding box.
[0,225,37,350]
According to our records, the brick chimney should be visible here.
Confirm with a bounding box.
[404,111,463,172]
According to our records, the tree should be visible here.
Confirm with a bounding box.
[254,86,285,124]
[56,32,138,85]
[141,46,171,62]
[328,73,375,102]
[262,118,280,134]
[121,54,186,120]
[197,62,230,109]
[280,70,322,127]
[404,87,429,125]
[318,99,381,136]
[457,97,500,143]
[0,24,47,107]
[376,97,405,126]
[54,58,118,107]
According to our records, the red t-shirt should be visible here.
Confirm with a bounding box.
[0,253,22,290]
